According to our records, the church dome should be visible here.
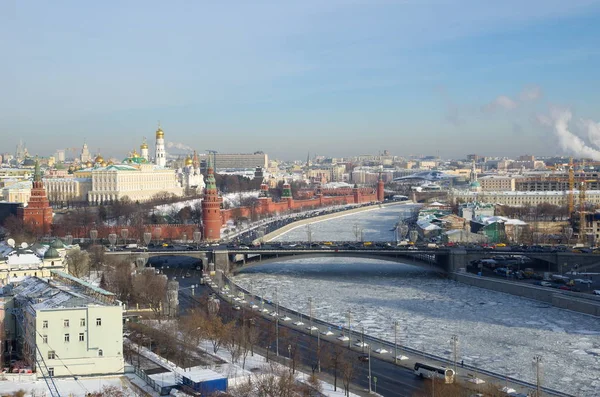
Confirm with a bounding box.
[185,155,193,166]
[141,142,148,150]
[156,127,164,139]
[470,181,481,188]
[85,161,93,168]
[94,155,104,163]
[50,239,64,249]
[44,247,61,259]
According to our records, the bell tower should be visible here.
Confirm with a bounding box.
[155,123,166,167]
[201,158,222,241]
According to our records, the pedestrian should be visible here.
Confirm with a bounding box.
[461,360,464,368]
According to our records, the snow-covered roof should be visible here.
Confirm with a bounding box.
[478,216,527,225]
[180,368,226,383]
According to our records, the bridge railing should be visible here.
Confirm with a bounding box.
[219,273,574,397]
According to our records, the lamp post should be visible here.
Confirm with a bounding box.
[451,335,458,374]
[368,345,372,394]
[143,232,152,249]
[308,297,313,335]
[154,227,162,246]
[394,320,399,364]
[533,355,543,397]
[64,234,73,246]
[193,230,201,249]
[90,229,98,245]
[346,310,352,348]
[121,228,129,246]
[361,325,365,354]
[108,233,117,250]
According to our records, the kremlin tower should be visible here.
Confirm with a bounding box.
[155,123,166,167]
[377,171,385,202]
[18,158,53,235]
[201,158,222,241]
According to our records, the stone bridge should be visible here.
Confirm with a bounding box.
[106,248,600,274]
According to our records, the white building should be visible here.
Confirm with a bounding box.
[177,154,204,195]
[80,143,91,163]
[451,189,600,207]
[155,125,166,167]
[87,163,183,204]
[2,271,123,377]
[0,240,69,283]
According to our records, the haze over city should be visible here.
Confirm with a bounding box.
[3,0,600,160]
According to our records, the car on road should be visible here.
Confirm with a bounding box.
[575,278,593,285]
[358,355,369,362]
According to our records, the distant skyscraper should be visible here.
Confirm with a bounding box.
[155,124,166,167]
[15,140,27,162]
[80,143,91,163]
[55,150,65,162]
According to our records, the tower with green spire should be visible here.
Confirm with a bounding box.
[201,156,222,241]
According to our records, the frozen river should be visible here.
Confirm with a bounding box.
[231,206,600,396]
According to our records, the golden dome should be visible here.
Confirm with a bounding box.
[94,155,104,163]
[101,161,107,167]
[141,142,148,150]
[85,161,93,168]
[156,127,164,139]
[107,160,114,166]
[184,155,193,166]
[132,149,139,158]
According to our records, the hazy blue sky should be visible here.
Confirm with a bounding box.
[2,1,600,160]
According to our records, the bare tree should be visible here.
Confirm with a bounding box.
[323,344,344,391]
[340,351,356,397]
[132,270,167,321]
[65,248,90,278]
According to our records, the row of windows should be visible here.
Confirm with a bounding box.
[47,348,103,361]
[43,318,101,328]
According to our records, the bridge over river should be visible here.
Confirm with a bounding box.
[106,247,600,275]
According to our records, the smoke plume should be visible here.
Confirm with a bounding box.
[539,107,600,160]
[167,142,194,152]
[582,119,600,150]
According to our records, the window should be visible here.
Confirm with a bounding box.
[48,351,55,359]
[96,318,102,326]
[64,319,69,328]
[48,368,54,377]
[43,335,48,344]
[43,320,48,329]
[79,333,84,342]
[80,318,85,327]
[98,349,103,357]
[64,334,70,343]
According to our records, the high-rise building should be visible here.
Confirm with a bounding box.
[155,124,166,167]
[80,143,91,163]
[55,150,65,163]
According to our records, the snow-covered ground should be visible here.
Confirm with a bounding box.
[232,206,600,396]
[154,191,260,215]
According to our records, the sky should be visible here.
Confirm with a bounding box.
[2,0,600,161]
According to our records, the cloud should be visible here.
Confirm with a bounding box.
[483,95,518,112]
[436,85,465,126]
[167,142,194,152]
[581,119,600,149]
[538,107,600,160]
[519,85,542,101]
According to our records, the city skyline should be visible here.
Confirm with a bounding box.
[3,1,600,160]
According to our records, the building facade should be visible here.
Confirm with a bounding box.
[212,152,268,170]
[5,272,124,377]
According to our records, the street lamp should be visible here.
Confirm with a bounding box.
[90,229,98,245]
[308,297,313,335]
[64,234,73,246]
[121,228,129,246]
[108,233,117,249]
[346,310,352,348]
[451,335,459,374]
[394,320,399,364]
[193,230,201,249]
[143,232,152,248]
[532,355,543,397]
[368,345,372,394]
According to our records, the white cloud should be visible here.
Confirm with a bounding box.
[540,107,600,160]
[483,95,518,112]
[582,118,600,149]
[519,85,542,101]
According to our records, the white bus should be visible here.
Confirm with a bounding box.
[414,362,455,384]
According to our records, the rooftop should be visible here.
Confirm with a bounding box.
[4,271,119,310]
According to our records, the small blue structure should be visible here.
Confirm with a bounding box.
[177,368,228,396]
